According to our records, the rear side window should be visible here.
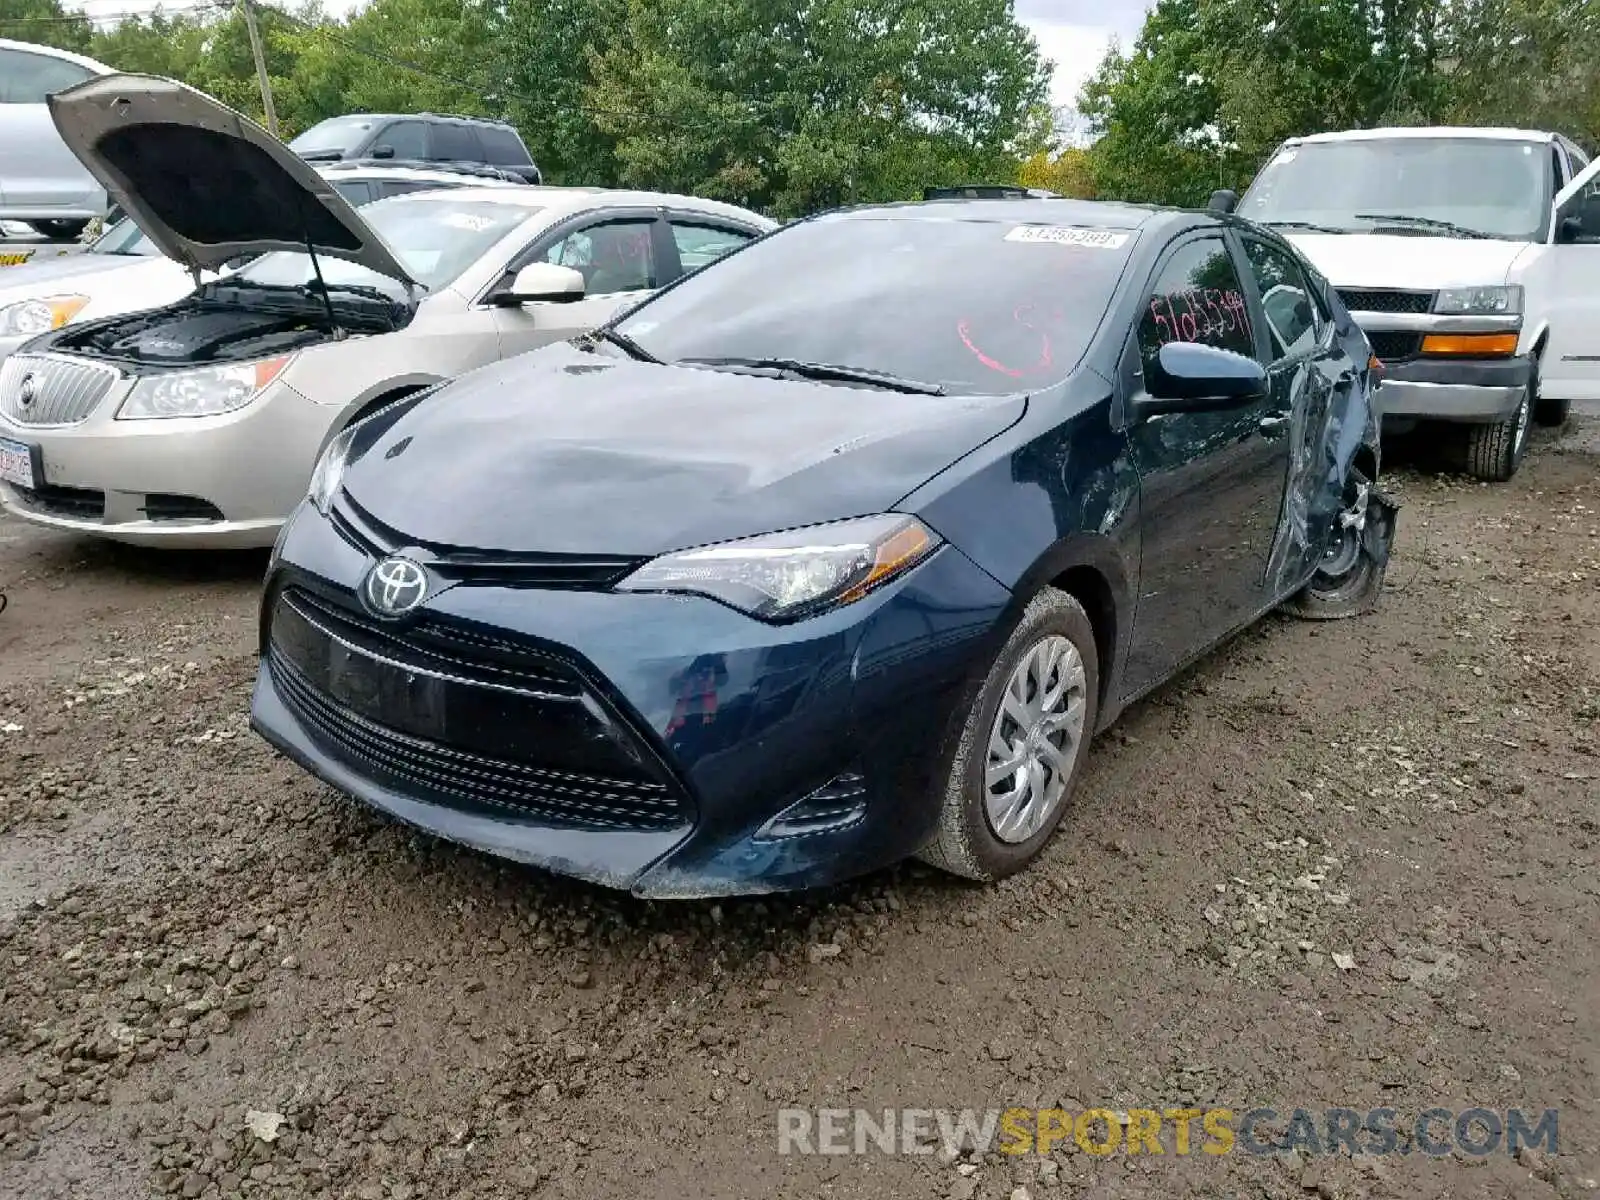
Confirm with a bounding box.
[1136,237,1254,374]
[1241,238,1323,359]
[479,126,530,165]
[0,49,95,103]
[431,123,481,161]
[671,222,757,271]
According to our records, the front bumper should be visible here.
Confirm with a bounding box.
[0,377,336,548]
[1374,355,1532,423]
[250,501,1014,897]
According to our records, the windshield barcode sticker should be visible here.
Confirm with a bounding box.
[1005,225,1129,249]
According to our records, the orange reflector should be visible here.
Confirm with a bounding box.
[838,522,933,604]
[253,356,293,389]
[1368,354,1385,375]
[1420,333,1518,357]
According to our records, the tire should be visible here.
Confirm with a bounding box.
[1282,538,1385,620]
[918,587,1100,882]
[1462,384,1531,482]
[1534,390,1570,428]
[27,219,89,242]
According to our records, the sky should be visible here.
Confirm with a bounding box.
[74,0,1154,113]
[1016,0,1152,111]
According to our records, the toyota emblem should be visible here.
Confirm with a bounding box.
[362,555,429,617]
[17,374,36,409]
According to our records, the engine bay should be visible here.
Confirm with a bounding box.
[52,291,402,369]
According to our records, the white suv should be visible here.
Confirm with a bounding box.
[0,38,114,240]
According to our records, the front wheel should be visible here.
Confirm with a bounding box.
[1461,383,1532,482]
[918,587,1100,882]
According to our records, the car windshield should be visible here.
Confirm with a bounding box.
[90,217,157,257]
[1238,137,1552,241]
[236,197,536,294]
[613,215,1138,396]
[289,116,377,155]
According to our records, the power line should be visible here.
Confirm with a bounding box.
[0,2,224,23]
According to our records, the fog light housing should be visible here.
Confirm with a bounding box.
[755,773,868,840]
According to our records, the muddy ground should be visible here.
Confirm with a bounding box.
[2,413,1598,1200]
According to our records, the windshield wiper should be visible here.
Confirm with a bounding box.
[1261,220,1353,235]
[574,327,663,364]
[297,280,414,304]
[1353,213,1492,239]
[679,356,947,395]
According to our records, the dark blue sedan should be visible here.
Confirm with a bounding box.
[250,197,1397,898]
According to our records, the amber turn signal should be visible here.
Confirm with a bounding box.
[1420,333,1518,357]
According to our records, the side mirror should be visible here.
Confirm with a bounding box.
[1556,214,1585,244]
[1140,342,1267,416]
[370,144,395,160]
[1208,188,1238,214]
[490,261,587,306]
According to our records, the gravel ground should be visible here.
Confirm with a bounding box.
[2,413,1597,1200]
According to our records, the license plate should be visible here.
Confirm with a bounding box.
[0,437,37,490]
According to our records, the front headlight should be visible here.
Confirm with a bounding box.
[117,356,293,419]
[617,514,942,621]
[307,423,358,516]
[0,295,89,336]
[1433,285,1522,316]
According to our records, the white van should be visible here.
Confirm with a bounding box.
[1236,127,1600,481]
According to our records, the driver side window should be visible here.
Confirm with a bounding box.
[541,220,657,295]
[1560,172,1600,245]
[1241,238,1323,360]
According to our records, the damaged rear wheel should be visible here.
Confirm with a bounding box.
[1284,476,1399,621]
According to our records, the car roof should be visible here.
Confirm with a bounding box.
[316,164,521,187]
[376,185,777,225]
[0,37,115,73]
[828,196,1171,231]
[314,112,515,128]
[1288,126,1557,145]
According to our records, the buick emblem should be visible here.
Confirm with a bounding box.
[17,374,36,409]
[362,555,429,617]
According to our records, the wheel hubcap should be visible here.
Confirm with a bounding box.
[983,635,1089,844]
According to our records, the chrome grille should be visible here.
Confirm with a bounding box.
[0,354,121,427]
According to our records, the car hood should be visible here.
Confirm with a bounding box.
[46,74,417,285]
[1282,233,1528,290]
[342,345,1027,556]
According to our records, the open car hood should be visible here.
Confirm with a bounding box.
[46,74,418,285]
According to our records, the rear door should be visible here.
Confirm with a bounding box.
[485,211,665,356]
[1539,156,1600,403]
[0,47,102,213]
[1119,232,1292,698]
[429,122,483,165]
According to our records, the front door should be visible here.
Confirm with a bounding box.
[1237,232,1351,592]
[1120,233,1292,699]
[490,216,663,358]
[1539,156,1600,403]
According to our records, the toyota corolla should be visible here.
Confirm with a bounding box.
[251,197,1398,898]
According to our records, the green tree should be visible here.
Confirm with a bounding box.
[0,0,92,54]
[587,0,1052,215]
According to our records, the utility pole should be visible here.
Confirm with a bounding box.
[240,0,279,138]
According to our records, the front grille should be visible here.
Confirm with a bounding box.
[10,482,104,519]
[1337,288,1434,315]
[269,587,690,832]
[0,354,120,426]
[1367,332,1423,362]
[141,494,225,522]
[333,495,643,589]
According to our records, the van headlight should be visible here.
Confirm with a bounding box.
[117,356,293,419]
[0,295,89,336]
[617,515,941,621]
[1433,285,1522,315]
